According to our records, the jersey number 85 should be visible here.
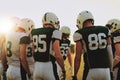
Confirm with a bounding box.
[33,35,47,53]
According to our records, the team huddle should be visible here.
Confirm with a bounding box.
[0,10,120,80]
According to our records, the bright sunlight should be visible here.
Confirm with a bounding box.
[0,17,14,34]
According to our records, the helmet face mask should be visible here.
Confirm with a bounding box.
[76,10,94,29]
[106,19,120,33]
[42,12,60,29]
[62,33,70,39]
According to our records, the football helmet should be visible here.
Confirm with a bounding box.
[106,19,120,33]
[76,10,94,29]
[60,26,71,35]
[18,18,35,35]
[42,12,60,29]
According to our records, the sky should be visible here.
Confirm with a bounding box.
[0,0,120,43]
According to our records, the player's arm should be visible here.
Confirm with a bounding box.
[73,31,83,79]
[53,39,65,71]
[52,30,65,72]
[74,40,83,76]
[113,43,120,67]
[19,36,31,74]
[107,37,113,71]
[1,42,8,71]
[20,44,31,74]
[113,33,120,68]
[67,48,72,67]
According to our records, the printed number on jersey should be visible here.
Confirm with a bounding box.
[88,33,107,50]
[7,41,12,57]
[60,44,68,57]
[6,41,33,57]
[27,45,33,57]
[33,35,47,52]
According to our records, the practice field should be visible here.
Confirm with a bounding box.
[65,53,84,80]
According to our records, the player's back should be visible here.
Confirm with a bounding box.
[79,26,110,68]
[31,27,56,62]
[60,39,70,60]
[6,32,28,66]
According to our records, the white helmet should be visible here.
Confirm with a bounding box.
[18,18,35,35]
[42,12,60,29]
[60,26,71,35]
[106,19,120,33]
[76,10,94,29]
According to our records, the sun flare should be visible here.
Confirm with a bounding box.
[0,18,14,34]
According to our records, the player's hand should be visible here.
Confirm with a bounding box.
[110,71,113,80]
[69,66,72,74]
[2,70,7,80]
[72,76,77,80]
[60,70,66,80]
[27,73,33,80]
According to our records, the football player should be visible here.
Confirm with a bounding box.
[19,18,35,80]
[57,26,72,80]
[2,17,33,80]
[1,17,20,80]
[31,12,65,80]
[72,10,113,80]
[106,19,120,80]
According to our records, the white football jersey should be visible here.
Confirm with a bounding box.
[26,42,34,65]
[5,32,29,66]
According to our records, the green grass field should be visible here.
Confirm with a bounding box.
[65,53,84,80]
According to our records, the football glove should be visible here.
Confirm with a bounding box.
[27,73,33,80]
[110,71,113,80]
[59,70,66,80]
[72,76,77,80]
[69,66,72,74]
[2,70,7,80]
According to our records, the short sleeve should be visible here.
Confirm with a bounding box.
[73,32,82,42]
[52,30,62,40]
[114,36,120,44]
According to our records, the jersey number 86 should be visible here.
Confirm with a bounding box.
[88,33,107,50]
